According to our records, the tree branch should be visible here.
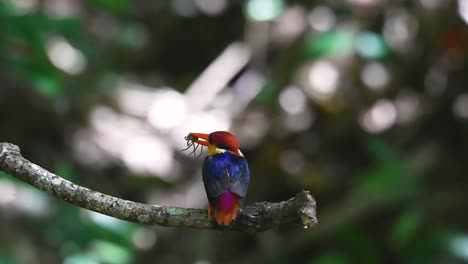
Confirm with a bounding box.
[0,142,317,232]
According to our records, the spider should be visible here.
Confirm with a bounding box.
[181,134,204,158]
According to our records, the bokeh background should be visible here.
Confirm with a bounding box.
[1,0,468,263]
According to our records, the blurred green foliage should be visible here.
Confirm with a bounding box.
[0,1,91,98]
[1,0,468,263]
[304,30,355,59]
[86,0,130,15]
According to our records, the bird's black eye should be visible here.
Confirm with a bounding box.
[208,135,213,144]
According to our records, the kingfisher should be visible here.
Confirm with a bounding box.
[185,131,250,226]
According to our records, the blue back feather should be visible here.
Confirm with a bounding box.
[202,152,250,204]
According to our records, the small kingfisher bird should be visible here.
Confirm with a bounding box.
[185,131,250,226]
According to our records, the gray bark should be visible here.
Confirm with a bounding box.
[0,142,317,232]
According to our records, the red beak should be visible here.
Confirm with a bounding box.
[188,133,210,146]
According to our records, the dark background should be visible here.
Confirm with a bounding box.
[1,0,468,263]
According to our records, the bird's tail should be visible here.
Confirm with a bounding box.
[215,191,240,226]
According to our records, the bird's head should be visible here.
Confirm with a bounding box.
[187,131,244,157]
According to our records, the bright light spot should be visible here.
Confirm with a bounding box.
[237,110,270,148]
[11,0,38,12]
[194,260,211,264]
[279,85,307,114]
[147,176,207,208]
[116,81,155,117]
[89,107,150,158]
[75,104,180,179]
[90,106,119,136]
[91,240,131,264]
[72,129,112,168]
[361,62,390,91]
[246,0,285,21]
[64,254,99,264]
[284,109,314,132]
[133,227,157,250]
[47,36,86,75]
[148,89,188,130]
[101,114,149,156]
[21,190,49,216]
[172,0,198,17]
[395,90,422,124]
[186,43,251,111]
[121,136,174,177]
[44,0,81,17]
[20,188,51,216]
[453,94,468,119]
[308,6,335,32]
[273,6,306,44]
[84,210,128,232]
[307,60,340,99]
[211,89,233,109]
[459,0,468,24]
[231,70,265,114]
[450,235,468,261]
[355,32,387,59]
[280,149,305,175]
[171,110,231,150]
[0,180,51,217]
[347,0,382,7]
[383,8,418,52]
[0,179,16,206]
[360,99,397,133]
[196,0,227,16]
[420,0,445,9]
[187,110,231,132]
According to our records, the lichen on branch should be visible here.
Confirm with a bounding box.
[0,142,317,232]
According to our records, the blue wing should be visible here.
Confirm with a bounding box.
[202,152,250,205]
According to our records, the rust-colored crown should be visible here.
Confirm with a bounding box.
[209,131,239,152]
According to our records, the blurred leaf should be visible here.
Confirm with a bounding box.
[112,23,147,49]
[311,252,350,264]
[3,13,49,55]
[338,226,381,263]
[46,18,92,56]
[1,52,63,98]
[256,81,280,104]
[0,171,8,179]
[54,160,75,181]
[0,1,15,16]
[0,14,84,98]
[62,253,100,264]
[91,240,132,264]
[31,204,136,252]
[86,0,130,15]
[303,31,354,59]
[0,253,19,264]
[390,208,421,249]
[354,32,388,59]
[406,229,451,264]
[33,74,62,97]
[365,137,400,165]
[448,233,468,261]
[245,0,285,22]
[354,138,414,203]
